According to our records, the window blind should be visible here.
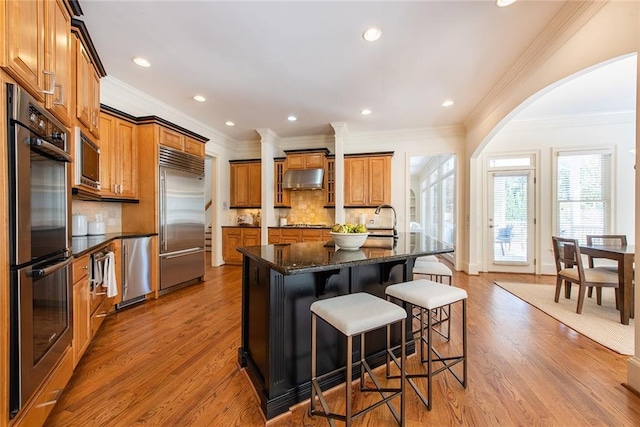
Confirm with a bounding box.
[556,151,612,243]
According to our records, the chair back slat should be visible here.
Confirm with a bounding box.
[586,234,627,246]
[551,236,585,280]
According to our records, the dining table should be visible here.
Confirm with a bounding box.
[579,243,635,325]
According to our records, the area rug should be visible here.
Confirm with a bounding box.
[494,282,634,355]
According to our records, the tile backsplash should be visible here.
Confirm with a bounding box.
[281,191,333,225]
[71,201,122,233]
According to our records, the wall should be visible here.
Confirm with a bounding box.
[482,113,635,274]
[464,0,638,274]
[71,200,122,234]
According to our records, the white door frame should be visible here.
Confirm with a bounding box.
[484,153,538,273]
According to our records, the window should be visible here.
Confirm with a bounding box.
[421,154,456,246]
[555,150,612,243]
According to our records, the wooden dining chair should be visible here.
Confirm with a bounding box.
[585,235,627,304]
[551,236,620,314]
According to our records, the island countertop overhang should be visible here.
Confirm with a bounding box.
[236,233,454,275]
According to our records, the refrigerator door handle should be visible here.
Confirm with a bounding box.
[123,243,128,298]
[163,248,204,260]
[160,171,168,252]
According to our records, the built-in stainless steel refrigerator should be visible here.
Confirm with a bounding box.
[158,146,205,291]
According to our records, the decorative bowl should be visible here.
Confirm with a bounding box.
[329,232,370,251]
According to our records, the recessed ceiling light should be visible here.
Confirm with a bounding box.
[225,121,235,127]
[362,27,382,42]
[442,100,454,107]
[193,95,206,102]
[132,57,151,68]
[496,0,517,7]
[361,109,372,115]
[287,115,297,122]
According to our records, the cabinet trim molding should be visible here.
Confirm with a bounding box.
[70,18,106,77]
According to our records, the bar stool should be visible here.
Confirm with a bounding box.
[413,260,454,338]
[310,292,407,426]
[385,279,467,410]
[413,260,452,285]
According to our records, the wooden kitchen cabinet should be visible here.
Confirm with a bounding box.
[274,157,290,207]
[222,227,261,265]
[99,110,138,199]
[2,0,72,125]
[284,149,329,170]
[267,228,332,244]
[230,160,261,208]
[325,156,335,206]
[72,255,91,368]
[158,126,206,158]
[344,153,392,207]
[72,19,106,140]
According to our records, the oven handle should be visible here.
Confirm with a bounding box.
[27,257,73,277]
[29,138,72,163]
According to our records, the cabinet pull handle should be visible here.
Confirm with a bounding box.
[94,291,107,296]
[42,71,55,95]
[53,82,63,105]
[36,389,62,407]
[95,312,109,318]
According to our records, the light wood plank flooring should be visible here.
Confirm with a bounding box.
[45,266,640,426]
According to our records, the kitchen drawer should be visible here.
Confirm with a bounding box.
[15,347,73,427]
[268,228,281,244]
[73,255,90,284]
[301,229,323,242]
[90,295,112,338]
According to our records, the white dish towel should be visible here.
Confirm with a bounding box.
[103,251,118,298]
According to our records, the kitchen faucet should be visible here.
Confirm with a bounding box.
[374,204,398,240]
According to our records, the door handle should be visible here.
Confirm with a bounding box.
[28,257,73,277]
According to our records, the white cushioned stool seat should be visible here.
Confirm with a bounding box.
[416,255,438,263]
[413,261,453,278]
[310,292,407,337]
[386,279,467,309]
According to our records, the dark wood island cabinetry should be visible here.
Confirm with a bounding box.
[237,233,453,419]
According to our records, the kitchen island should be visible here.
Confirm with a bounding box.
[237,233,453,419]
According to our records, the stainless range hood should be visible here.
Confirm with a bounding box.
[282,168,324,190]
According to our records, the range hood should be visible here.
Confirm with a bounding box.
[282,168,324,190]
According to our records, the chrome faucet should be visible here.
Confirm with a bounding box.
[374,204,398,240]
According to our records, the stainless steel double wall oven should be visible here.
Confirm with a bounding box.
[7,83,73,418]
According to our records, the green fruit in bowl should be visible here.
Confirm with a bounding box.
[331,223,368,233]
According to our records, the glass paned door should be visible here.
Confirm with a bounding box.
[488,170,534,272]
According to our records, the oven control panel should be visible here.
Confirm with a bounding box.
[27,104,66,149]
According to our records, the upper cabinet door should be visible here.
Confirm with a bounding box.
[248,163,262,207]
[75,40,92,129]
[368,156,391,206]
[90,68,100,138]
[46,0,72,126]
[344,157,368,206]
[3,0,46,101]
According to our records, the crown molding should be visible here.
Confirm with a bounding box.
[348,125,466,146]
[464,0,609,131]
[503,110,635,132]
[100,76,237,151]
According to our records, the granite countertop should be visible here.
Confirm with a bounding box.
[72,232,157,257]
[237,232,453,275]
[222,225,260,228]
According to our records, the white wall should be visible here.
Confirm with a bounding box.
[464,1,638,275]
[482,113,635,274]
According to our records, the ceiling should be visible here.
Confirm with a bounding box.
[78,0,575,142]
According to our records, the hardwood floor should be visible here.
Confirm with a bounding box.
[45,266,640,426]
